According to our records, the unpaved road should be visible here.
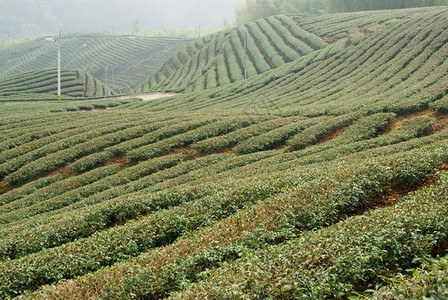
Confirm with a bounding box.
[124,93,178,101]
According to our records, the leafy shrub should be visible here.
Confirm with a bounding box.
[235,118,318,154]
[68,152,113,173]
[288,114,354,149]
[172,173,448,299]
[430,96,448,114]
[371,254,448,299]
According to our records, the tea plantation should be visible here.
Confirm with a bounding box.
[0,33,193,94]
[0,6,447,299]
[0,69,113,100]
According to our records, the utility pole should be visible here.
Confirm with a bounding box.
[244,31,247,86]
[57,31,61,102]
[105,63,108,99]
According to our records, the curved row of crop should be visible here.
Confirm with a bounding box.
[0,68,114,100]
[1,7,447,299]
[11,143,448,299]
[0,34,193,92]
[138,8,448,118]
[141,16,328,93]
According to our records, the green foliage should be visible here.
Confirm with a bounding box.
[235,0,448,25]
[0,7,447,300]
[0,34,193,93]
[142,15,327,93]
[126,117,257,162]
[3,120,146,184]
[171,172,448,299]
[430,96,448,114]
[0,69,113,100]
[16,146,448,299]
[191,117,288,153]
[0,168,288,298]
[337,113,396,142]
[370,254,448,299]
[0,175,60,207]
[68,152,113,173]
[288,114,354,149]
[328,0,448,13]
[234,118,318,153]
[0,165,118,222]
[0,154,186,260]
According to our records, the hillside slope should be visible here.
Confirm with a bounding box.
[0,68,113,100]
[141,7,448,116]
[0,33,193,93]
[0,7,447,299]
[140,7,443,93]
[140,14,329,92]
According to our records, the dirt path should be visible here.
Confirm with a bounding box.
[125,93,178,101]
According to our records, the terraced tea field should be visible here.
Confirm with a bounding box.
[0,6,447,300]
[0,33,193,94]
[142,6,447,95]
[0,69,113,100]
[141,14,329,92]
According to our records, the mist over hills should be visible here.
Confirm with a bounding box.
[0,0,243,40]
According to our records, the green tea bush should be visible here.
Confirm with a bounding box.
[288,114,354,149]
[370,254,448,299]
[21,147,448,299]
[68,151,113,173]
[235,118,318,154]
[0,164,118,219]
[430,96,448,114]
[172,173,448,299]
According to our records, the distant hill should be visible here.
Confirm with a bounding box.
[0,0,242,39]
[0,68,113,100]
[0,33,193,94]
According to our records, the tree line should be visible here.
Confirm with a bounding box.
[236,0,448,24]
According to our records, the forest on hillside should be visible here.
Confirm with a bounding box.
[236,0,448,24]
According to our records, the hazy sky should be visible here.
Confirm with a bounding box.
[0,0,245,39]
[66,0,245,30]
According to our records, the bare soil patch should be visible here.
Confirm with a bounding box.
[169,147,200,161]
[432,113,448,133]
[215,146,238,154]
[382,109,434,135]
[273,144,291,151]
[321,122,353,143]
[0,180,10,195]
[105,156,131,168]
[49,166,76,179]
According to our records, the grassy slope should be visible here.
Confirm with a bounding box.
[0,33,193,93]
[0,7,447,299]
